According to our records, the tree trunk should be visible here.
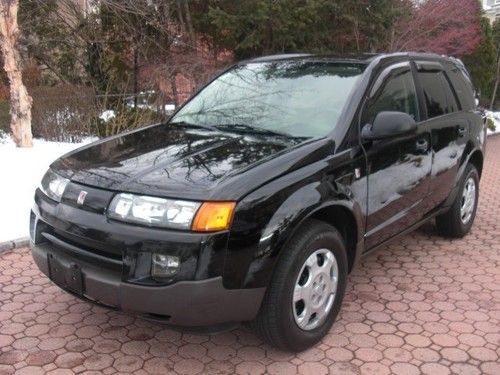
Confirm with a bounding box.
[491,75,499,111]
[0,0,32,147]
[490,50,500,110]
[176,0,186,36]
[133,47,138,109]
[183,0,196,47]
[171,74,179,107]
[353,20,360,52]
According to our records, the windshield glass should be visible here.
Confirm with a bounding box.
[170,60,366,138]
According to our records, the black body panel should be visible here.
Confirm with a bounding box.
[51,125,307,201]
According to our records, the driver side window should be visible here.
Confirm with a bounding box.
[363,69,419,125]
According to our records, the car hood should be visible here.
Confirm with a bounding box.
[51,124,324,200]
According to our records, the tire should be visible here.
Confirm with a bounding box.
[249,219,348,352]
[436,163,479,238]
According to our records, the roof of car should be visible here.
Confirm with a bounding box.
[246,52,456,64]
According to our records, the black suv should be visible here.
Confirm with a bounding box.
[30,53,485,351]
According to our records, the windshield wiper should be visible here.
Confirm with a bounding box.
[169,121,218,132]
[214,123,293,138]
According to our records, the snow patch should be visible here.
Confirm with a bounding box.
[0,137,96,242]
[485,110,500,136]
[99,109,116,122]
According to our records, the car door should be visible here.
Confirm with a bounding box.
[361,62,432,249]
[414,61,469,210]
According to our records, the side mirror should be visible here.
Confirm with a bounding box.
[361,111,416,141]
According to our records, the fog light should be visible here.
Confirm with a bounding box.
[151,253,180,278]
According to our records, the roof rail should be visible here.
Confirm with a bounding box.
[249,53,312,62]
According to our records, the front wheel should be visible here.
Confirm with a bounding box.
[249,219,347,351]
[436,164,479,238]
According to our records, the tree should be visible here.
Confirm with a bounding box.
[389,0,481,56]
[94,0,210,105]
[463,17,496,105]
[18,0,87,86]
[490,19,500,110]
[0,0,32,147]
[199,0,405,58]
[201,0,316,58]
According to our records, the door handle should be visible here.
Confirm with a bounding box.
[458,126,467,137]
[415,138,429,152]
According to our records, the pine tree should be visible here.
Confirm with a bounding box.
[463,17,496,105]
[490,19,500,109]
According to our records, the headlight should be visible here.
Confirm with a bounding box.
[107,193,201,229]
[40,169,69,202]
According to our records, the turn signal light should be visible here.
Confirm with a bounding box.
[192,202,236,232]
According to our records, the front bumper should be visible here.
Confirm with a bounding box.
[31,241,265,326]
[30,184,265,326]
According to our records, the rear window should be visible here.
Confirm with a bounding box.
[446,64,475,110]
[418,71,458,118]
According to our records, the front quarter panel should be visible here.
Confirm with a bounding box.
[223,152,366,290]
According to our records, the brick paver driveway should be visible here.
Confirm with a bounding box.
[1,137,500,375]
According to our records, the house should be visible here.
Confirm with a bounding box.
[484,0,500,23]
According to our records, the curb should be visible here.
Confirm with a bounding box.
[0,237,30,255]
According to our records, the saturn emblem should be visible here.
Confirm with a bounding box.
[77,191,87,205]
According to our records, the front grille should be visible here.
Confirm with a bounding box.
[52,228,122,261]
[41,232,123,272]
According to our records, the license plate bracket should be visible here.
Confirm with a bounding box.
[48,253,84,295]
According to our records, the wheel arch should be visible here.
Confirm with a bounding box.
[273,201,364,276]
[307,205,361,273]
[442,147,484,210]
[468,149,483,179]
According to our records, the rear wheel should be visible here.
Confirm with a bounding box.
[436,164,479,238]
[249,219,347,351]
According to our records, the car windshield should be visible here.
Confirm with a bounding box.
[170,60,366,138]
